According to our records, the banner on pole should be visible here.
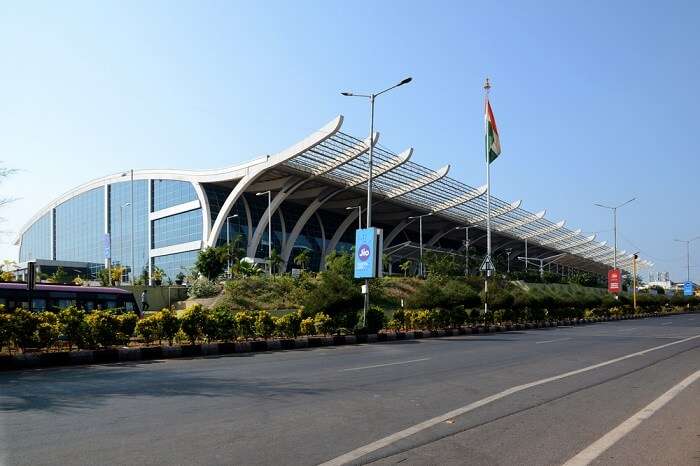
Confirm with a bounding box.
[684,281,694,296]
[608,269,621,293]
[354,228,381,279]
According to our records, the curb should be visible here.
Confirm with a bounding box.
[1,311,694,371]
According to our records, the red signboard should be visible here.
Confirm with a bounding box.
[608,269,621,293]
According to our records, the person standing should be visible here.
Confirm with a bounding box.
[140,289,149,314]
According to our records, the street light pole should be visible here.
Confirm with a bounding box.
[119,202,131,284]
[455,226,470,276]
[130,169,134,285]
[342,76,412,328]
[506,248,512,273]
[594,197,636,270]
[674,236,700,283]
[408,213,432,277]
[256,191,272,275]
[345,206,362,229]
[226,214,239,278]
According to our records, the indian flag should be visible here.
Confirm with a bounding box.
[485,99,501,164]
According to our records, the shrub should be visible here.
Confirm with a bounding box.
[276,311,303,338]
[85,311,120,348]
[6,309,39,352]
[392,309,407,330]
[255,310,275,339]
[58,306,87,350]
[208,306,237,341]
[188,277,222,299]
[195,246,227,281]
[300,317,315,336]
[364,306,386,334]
[313,312,333,335]
[36,312,61,351]
[116,313,138,344]
[179,304,206,345]
[158,309,180,345]
[0,312,13,353]
[303,267,362,330]
[136,315,160,345]
[234,312,255,340]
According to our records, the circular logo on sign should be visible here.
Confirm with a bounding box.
[358,244,371,261]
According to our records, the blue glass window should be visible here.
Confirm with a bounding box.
[153,250,198,281]
[55,188,104,263]
[19,212,52,261]
[152,209,203,249]
[109,180,148,277]
[153,180,197,211]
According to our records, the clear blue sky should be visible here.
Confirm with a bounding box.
[1,1,698,282]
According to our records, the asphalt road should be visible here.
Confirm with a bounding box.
[1,314,698,466]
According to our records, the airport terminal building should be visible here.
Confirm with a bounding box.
[15,116,648,282]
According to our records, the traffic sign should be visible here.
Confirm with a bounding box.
[480,255,495,272]
[683,281,694,296]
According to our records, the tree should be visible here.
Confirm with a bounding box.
[234,260,264,277]
[269,249,284,275]
[293,249,312,270]
[48,267,70,284]
[195,246,227,281]
[399,259,412,277]
[0,163,17,224]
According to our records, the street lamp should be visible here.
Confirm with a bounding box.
[342,76,412,327]
[256,191,272,275]
[594,197,636,270]
[408,212,432,277]
[345,206,362,229]
[505,248,513,273]
[455,226,470,276]
[120,170,135,285]
[226,214,239,278]
[674,236,700,283]
[119,202,131,284]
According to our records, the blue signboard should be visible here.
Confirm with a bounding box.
[683,281,694,296]
[103,233,111,259]
[354,228,378,279]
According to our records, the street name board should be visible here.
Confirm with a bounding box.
[608,269,621,293]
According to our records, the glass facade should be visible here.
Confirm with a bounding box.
[152,179,197,211]
[19,212,52,261]
[153,250,199,281]
[152,209,203,249]
[214,199,248,248]
[203,183,233,227]
[54,187,104,263]
[19,177,365,278]
[109,180,148,277]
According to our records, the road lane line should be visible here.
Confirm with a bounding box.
[661,322,672,326]
[535,338,572,345]
[319,334,700,466]
[562,369,700,466]
[339,358,431,372]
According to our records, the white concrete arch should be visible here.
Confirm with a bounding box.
[206,116,344,247]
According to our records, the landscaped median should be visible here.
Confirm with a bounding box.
[0,311,688,371]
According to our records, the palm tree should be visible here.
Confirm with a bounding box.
[268,249,284,275]
[399,259,412,277]
[293,249,312,270]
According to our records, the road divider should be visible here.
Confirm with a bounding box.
[0,312,693,371]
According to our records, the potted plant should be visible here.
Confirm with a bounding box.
[152,267,164,286]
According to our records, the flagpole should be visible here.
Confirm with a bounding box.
[484,77,492,316]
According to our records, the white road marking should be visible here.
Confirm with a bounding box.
[339,358,431,372]
[562,369,700,466]
[535,338,573,345]
[318,334,700,466]
[661,322,672,326]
